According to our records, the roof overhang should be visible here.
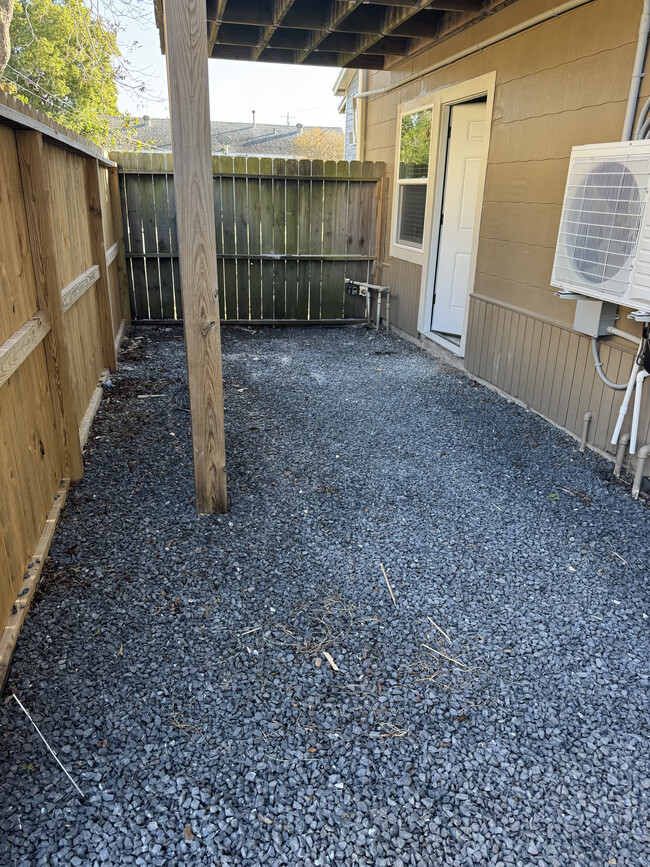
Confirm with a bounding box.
[154,1,492,71]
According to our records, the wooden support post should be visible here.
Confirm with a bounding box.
[163,0,228,514]
[85,158,118,372]
[16,130,84,482]
[108,166,132,327]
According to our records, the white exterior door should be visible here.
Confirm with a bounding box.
[431,101,486,335]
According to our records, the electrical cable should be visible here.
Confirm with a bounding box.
[591,337,630,390]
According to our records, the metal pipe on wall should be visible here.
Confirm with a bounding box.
[353,0,597,104]
[622,0,650,141]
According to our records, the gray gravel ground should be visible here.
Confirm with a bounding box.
[1,325,649,867]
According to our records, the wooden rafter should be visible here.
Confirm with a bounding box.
[158,0,489,70]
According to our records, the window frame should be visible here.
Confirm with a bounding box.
[390,95,437,265]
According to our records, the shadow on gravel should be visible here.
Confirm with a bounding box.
[1,324,649,867]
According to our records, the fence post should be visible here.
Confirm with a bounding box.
[108,166,132,327]
[15,130,84,482]
[85,158,118,372]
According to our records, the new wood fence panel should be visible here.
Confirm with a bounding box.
[0,95,126,656]
[112,154,386,323]
[0,129,62,630]
[1,100,124,644]
[46,143,105,425]
[0,127,39,343]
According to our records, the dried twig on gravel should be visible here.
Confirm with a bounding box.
[380,563,396,605]
[427,616,451,644]
[421,644,467,668]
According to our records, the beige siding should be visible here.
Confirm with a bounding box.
[363,0,650,476]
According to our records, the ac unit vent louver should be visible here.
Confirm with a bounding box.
[551,141,650,313]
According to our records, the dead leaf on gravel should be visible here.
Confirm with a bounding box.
[183,824,194,841]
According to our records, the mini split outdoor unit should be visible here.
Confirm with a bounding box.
[551,140,650,314]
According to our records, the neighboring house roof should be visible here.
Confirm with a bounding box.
[108,116,343,156]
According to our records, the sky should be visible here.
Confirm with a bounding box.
[116,6,344,130]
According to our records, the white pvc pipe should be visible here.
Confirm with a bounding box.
[606,326,643,344]
[632,443,650,498]
[622,0,650,141]
[631,369,650,454]
[614,432,631,477]
[354,0,597,103]
[580,411,592,453]
[611,362,643,445]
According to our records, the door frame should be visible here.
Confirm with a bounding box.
[416,72,496,357]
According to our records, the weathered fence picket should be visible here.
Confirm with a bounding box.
[111,153,386,323]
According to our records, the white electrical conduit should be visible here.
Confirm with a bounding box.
[634,96,650,138]
[353,0,598,104]
[591,338,630,390]
[631,369,650,454]
[622,0,650,141]
[611,360,643,446]
[606,326,643,344]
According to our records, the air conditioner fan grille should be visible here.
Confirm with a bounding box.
[555,159,649,290]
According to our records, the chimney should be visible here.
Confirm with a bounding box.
[252,110,256,127]
[142,115,151,127]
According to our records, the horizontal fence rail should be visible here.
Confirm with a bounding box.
[110,153,386,323]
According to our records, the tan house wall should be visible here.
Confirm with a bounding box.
[362,0,650,471]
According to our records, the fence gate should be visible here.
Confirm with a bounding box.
[112,153,386,323]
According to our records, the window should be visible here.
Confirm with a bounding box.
[396,109,432,248]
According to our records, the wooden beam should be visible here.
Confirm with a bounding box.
[61,265,100,313]
[252,0,299,61]
[428,0,483,11]
[85,159,118,372]
[0,478,70,695]
[338,0,432,67]
[16,130,84,482]
[0,312,51,390]
[164,0,228,514]
[108,167,132,327]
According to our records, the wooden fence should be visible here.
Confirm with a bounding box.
[0,94,129,683]
[111,152,386,323]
